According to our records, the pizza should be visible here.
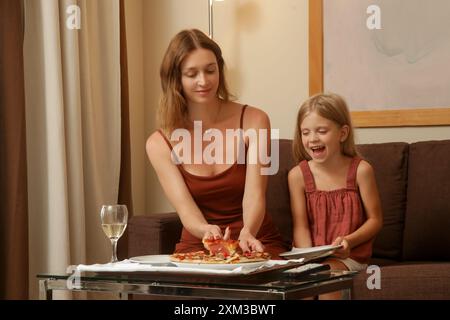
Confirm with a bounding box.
[170,229,271,264]
[170,250,270,264]
[170,240,271,264]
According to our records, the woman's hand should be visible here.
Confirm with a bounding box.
[331,236,350,259]
[238,229,265,253]
[202,225,231,242]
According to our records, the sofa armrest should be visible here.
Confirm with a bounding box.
[128,213,182,257]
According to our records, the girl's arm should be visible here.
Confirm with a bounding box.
[240,107,271,252]
[146,132,224,240]
[334,160,383,255]
[288,166,313,248]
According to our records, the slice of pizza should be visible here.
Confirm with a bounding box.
[170,250,206,263]
[202,238,240,258]
[242,251,271,261]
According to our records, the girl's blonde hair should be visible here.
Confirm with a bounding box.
[292,93,358,163]
[158,29,231,132]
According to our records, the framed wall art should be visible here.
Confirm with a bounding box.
[309,0,450,127]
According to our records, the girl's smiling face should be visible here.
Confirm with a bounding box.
[300,111,349,163]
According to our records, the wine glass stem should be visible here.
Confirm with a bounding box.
[110,239,118,263]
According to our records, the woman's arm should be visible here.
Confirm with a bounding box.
[146,131,224,240]
[288,166,313,248]
[240,107,271,252]
[334,160,383,257]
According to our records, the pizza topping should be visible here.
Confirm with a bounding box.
[171,251,206,261]
[202,238,239,258]
[201,226,239,258]
[224,254,240,264]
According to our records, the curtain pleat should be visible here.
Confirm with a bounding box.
[118,0,133,260]
[0,0,29,299]
[24,0,121,298]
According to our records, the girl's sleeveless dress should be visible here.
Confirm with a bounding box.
[299,157,373,263]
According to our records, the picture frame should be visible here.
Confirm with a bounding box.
[309,0,450,127]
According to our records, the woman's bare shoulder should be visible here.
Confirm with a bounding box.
[237,103,270,129]
[146,130,171,162]
[146,130,163,148]
[243,104,268,118]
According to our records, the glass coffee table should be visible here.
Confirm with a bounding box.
[37,268,356,300]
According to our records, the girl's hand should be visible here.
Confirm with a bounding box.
[238,229,265,253]
[331,236,350,259]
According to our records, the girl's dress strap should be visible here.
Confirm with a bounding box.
[346,157,362,190]
[299,160,316,192]
[157,129,173,151]
[239,105,248,129]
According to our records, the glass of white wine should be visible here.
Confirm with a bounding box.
[100,204,128,263]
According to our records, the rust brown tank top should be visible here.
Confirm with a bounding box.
[158,105,288,257]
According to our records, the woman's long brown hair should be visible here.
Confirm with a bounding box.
[158,29,231,133]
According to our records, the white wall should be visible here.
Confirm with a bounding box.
[213,0,309,139]
[126,0,450,215]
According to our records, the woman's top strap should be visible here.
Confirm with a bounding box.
[157,129,173,151]
[240,105,248,129]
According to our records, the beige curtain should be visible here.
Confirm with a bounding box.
[24,0,121,299]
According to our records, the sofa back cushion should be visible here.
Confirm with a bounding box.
[266,139,296,245]
[357,143,409,260]
[403,140,450,260]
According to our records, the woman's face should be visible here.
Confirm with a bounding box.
[180,48,220,105]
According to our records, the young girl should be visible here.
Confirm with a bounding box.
[288,93,383,298]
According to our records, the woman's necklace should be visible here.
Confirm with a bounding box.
[204,103,222,135]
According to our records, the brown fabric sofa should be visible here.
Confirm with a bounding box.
[128,139,450,299]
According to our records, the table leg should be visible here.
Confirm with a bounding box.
[341,288,352,300]
[39,279,53,300]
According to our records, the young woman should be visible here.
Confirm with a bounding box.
[146,29,288,256]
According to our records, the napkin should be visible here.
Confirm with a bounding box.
[75,259,294,275]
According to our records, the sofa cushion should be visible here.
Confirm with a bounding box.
[403,140,450,261]
[352,263,450,299]
[357,143,409,260]
[266,139,296,245]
